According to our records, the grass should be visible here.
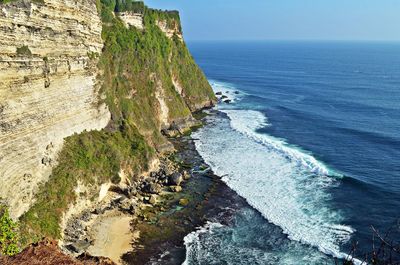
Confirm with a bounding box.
[19,124,152,243]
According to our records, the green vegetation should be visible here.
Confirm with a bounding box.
[16,45,32,56]
[87,51,99,60]
[19,127,152,243]
[0,205,20,256]
[0,0,17,3]
[169,38,215,110]
[115,0,145,13]
[98,0,214,146]
[16,0,214,247]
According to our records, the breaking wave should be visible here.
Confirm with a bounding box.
[191,99,358,262]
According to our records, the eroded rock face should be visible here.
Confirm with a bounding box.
[0,0,111,219]
[118,12,144,29]
[156,19,183,41]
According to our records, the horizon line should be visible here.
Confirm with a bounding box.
[185,38,400,43]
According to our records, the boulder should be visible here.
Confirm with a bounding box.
[170,185,182,192]
[149,195,157,205]
[41,157,52,166]
[158,170,167,180]
[80,210,91,222]
[64,239,91,254]
[182,170,191,180]
[119,198,136,214]
[163,165,175,176]
[129,187,138,196]
[168,172,183,186]
[93,206,105,215]
[143,183,162,194]
[179,198,189,206]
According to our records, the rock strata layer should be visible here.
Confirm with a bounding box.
[156,19,183,41]
[118,12,144,29]
[0,0,110,219]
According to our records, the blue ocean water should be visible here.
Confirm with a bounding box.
[184,41,400,264]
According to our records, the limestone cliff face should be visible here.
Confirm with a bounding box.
[118,12,144,30]
[0,0,111,219]
[0,1,215,246]
[156,19,183,41]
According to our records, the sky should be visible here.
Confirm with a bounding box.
[145,0,400,42]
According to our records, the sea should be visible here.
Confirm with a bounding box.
[183,41,400,264]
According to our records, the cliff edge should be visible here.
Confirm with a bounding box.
[0,0,110,219]
[0,0,215,257]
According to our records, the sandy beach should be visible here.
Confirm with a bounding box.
[87,212,137,264]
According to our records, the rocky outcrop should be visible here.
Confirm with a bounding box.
[0,0,110,219]
[156,19,183,41]
[172,75,184,96]
[153,73,170,130]
[161,116,200,137]
[118,12,144,29]
[59,157,191,261]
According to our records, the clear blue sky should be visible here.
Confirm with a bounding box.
[145,0,400,42]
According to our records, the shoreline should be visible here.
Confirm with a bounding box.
[121,125,249,264]
[54,109,249,265]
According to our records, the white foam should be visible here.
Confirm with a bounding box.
[192,109,358,262]
[222,109,339,177]
[210,80,245,103]
[182,222,224,265]
[182,216,338,265]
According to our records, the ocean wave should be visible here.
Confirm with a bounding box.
[182,222,225,265]
[336,125,400,147]
[182,210,348,265]
[192,109,358,262]
[221,109,340,177]
[209,80,245,103]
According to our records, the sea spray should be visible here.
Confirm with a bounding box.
[182,208,334,265]
[192,91,354,261]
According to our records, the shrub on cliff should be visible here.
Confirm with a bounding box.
[16,45,32,56]
[0,205,19,256]
[115,0,145,13]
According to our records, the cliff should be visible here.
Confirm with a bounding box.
[0,0,215,255]
[0,0,110,219]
